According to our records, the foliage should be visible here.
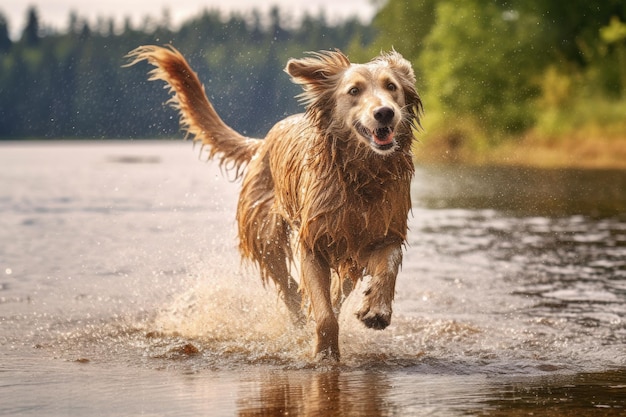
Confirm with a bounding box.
[420,0,541,137]
[349,0,435,68]
[600,16,626,98]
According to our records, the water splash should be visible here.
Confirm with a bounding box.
[149,262,314,366]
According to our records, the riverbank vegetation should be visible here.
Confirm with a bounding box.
[1,1,625,168]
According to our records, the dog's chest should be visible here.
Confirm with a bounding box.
[289,170,410,258]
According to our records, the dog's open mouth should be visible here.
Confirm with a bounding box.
[355,122,396,151]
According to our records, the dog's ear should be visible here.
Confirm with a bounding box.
[285,50,351,87]
[380,51,423,125]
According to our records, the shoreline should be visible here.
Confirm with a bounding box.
[415,134,626,170]
[2,136,625,170]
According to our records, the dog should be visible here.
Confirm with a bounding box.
[126,45,422,360]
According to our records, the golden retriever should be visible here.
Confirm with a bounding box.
[126,45,422,360]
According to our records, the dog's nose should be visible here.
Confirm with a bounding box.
[374,106,395,124]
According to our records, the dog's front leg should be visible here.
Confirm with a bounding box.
[301,250,339,361]
[356,244,402,330]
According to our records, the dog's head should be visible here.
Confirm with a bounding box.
[286,49,422,155]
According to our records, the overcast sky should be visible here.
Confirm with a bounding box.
[2,0,378,39]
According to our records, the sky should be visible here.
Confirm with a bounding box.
[1,0,378,39]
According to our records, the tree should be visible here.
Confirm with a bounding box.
[600,16,626,98]
[269,6,288,42]
[22,7,40,46]
[0,13,11,52]
[519,0,626,66]
[419,0,542,138]
[368,0,435,62]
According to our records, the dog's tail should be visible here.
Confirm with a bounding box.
[125,45,261,177]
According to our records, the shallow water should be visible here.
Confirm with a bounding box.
[1,141,625,416]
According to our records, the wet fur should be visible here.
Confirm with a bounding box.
[126,45,422,360]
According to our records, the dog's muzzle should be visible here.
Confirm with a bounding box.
[355,122,396,152]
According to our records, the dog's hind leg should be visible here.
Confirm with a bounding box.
[259,218,304,325]
[244,217,303,324]
[237,167,304,325]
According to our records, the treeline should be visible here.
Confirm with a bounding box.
[1,1,625,165]
[0,7,374,139]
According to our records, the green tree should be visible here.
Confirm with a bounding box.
[520,0,626,65]
[600,16,626,98]
[419,0,542,139]
[366,0,435,61]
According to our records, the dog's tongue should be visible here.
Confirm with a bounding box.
[373,127,394,145]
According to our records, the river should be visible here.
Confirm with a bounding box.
[1,141,625,416]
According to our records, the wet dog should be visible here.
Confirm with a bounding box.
[126,45,422,360]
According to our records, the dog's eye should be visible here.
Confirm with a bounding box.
[348,87,360,96]
[387,82,397,92]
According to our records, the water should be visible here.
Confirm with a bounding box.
[1,141,625,416]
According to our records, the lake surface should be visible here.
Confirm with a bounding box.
[1,141,625,416]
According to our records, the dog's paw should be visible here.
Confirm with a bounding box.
[353,275,393,330]
[355,305,391,330]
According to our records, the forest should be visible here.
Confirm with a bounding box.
[1,1,625,167]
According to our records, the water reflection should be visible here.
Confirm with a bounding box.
[235,368,626,416]
[478,370,626,416]
[238,370,395,417]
